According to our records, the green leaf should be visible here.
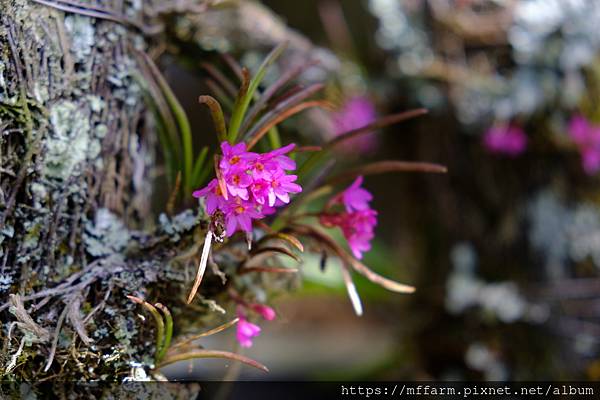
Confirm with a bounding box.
[191,146,209,188]
[227,42,288,143]
[198,95,227,142]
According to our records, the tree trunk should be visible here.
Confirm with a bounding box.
[0,0,332,395]
[0,0,171,394]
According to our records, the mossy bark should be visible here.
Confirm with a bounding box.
[0,0,169,393]
[0,0,330,395]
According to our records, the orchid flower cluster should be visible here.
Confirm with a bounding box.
[193,141,302,237]
[180,44,430,353]
[320,177,377,260]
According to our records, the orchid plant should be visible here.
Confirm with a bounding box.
[154,43,446,361]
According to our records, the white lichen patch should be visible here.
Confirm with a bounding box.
[45,100,101,180]
[30,182,48,209]
[64,15,95,63]
[84,208,131,257]
[87,95,105,113]
[0,61,5,93]
[159,210,199,242]
[95,124,108,139]
[0,273,13,292]
[46,101,89,178]
[33,81,49,104]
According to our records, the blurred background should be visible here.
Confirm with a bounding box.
[162,0,600,381]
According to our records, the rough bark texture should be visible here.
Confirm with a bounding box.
[0,0,333,395]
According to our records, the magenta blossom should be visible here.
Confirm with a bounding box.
[268,171,302,207]
[250,303,276,321]
[262,143,297,171]
[193,141,302,237]
[236,315,261,348]
[223,198,263,237]
[340,176,373,212]
[330,96,378,153]
[235,303,276,348]
[321,176,378,259]
[482,124,527,156]
[568,114,600,175]
[219,142,257,172]
[225,166,253,200]
[339,209,378,259]
[192,179,225,215]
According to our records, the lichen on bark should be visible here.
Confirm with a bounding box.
[0,0,333,395]
[0,0,163,387]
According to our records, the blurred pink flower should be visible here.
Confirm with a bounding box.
[235,303,276,348]
[331,96,378,153]
[250,304,276,321]
[568,114,600,175]
[339,209,378,259]
[340,176,373,212]
[321,176,377,259]
[482,124,527,156]
[236,314,261,348]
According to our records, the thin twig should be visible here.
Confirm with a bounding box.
[29,0,145,32]
[44,296,75,372]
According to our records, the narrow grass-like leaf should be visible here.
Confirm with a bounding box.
[221,53,244,80]
[154,303,173,362]
[239,266,299,275]
[244,82,325,143]
[266,125,282,150]
[171,318,240,351]
[247,100,330,149]
[326,108,428,149]
[206,79,235,111]
[132,68,181,183]
[228,42,288,142]
[166,172,182,215]
[340,264,363,316]
[187,230,213,304]
[198,96,227,142]
[257,232,304,252]
[157,350,269,372]
[240,60,318,134]
[291,224,416,294]
[293,146,322,153]
[226,67,251,143]
[200,62,238,98]
[326,160,447,186]
[297,108,428,180]
[191,146,209,188]
[250,246,301,263]
[127,295,166,363]
[138,50,194,194]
